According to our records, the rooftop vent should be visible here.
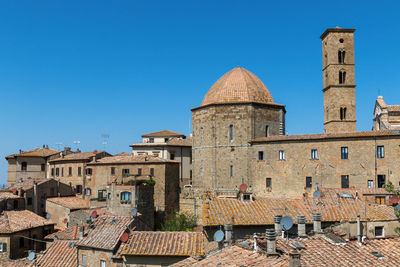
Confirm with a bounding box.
[110,218,117,224]
[370,251,386,259]
[290,243,305,250]
[339,193,352,198]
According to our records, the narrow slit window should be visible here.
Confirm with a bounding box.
[229,125,234,142]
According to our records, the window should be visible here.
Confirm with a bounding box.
[98,190,105,201]
[68,167,72,176]
[122,169,130,177]
[341,147,348,159]
[51,168,54,176]
[41,164,45,171]
[164,138,169,142]
[21,162,27,171]
[120,192,132,203]
[189,151,192,164]
[0,242,6,252]
[368,180,374,188]
[85,188,91,196]
[27,197,32,205]
[266,178,272,188]
[56,168,60,176]
[100,260,106,267]
[311,149,318,160]
[376,196,385,205]
[340,107,347,120]
[111,167,115,175]
[150,168,154,176]
[265,125,269,137]
[137,168,142,175]
[229,165,234,177]
[377,146,384,159]
[82,255,87,267]
[258,151,264,161]
[306,177,312,188]
[338,50,345,64]
[149,138,154,143]
[61,167,64,177]
[378,175,386,188]
[339,71,346,84]
[243,194,251,201]
[229,125,234,142]
[170,153,175,160]
[200,127,204,146]
[375,226,384,237]
[278,150,285,160]
[339,38,344,43]
[341,175,349,188]
[85,168,92,176]
[78,167,82,176]
[19,237,24,248]
[76,185,83,194]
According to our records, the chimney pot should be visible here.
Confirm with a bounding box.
[357,215,362,243]
[289,252,301,267]
[224,224,233,245]
[265,229,278,255]
[297,215,307,237]
[273,215,283,236]
[312,213,322,234]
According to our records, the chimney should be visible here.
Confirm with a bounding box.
[253,233,258,253]
[297,215,307,237]
[289,251,301,267]
[224,224,233,245]
[79,226,84,239]
[312,213,322,234]
[274,215,282,236]
[357,215,362,243]
[265,229,278,256]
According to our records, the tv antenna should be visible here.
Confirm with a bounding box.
[56,142,63,151]
[73,140,81,150]
[101,134,110,151]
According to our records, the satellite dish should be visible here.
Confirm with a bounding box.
[280,216,294,231]
[91,210,97,218]
[69,242,75,248]
[239,184,247,193]
[45,213,51,219]
[90,217,95,223]
[213,230,224,242]
[28,251,36,261]
[63,218,68,224]
[120,232,129,243]
[131,208,138,217]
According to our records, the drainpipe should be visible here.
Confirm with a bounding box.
[33,182,38,214]
[374,136,377,188]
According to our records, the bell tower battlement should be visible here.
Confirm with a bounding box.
[321,28,356,133]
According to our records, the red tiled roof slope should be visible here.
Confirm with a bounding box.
[6,148,60,159]
[0,210,54,233]
[47,196,89,210]
[31,240,77,267]
[45,225,79,240]
[142,130,185,137]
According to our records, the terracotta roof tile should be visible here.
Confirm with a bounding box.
[0,192,23,199]
[201,67,275,107]
[0,210,54,233]
[48,151,109,162]
[250,130,400,143]
[203,188,397,226]
[32,240,77,267]
[76,215,134,250]
[121,232,205,256]
[45,225,80,240]
[88,154,178,165]
[142,130,185,137]
[167,137,192,147]
[47,196,90,210]
[2,178,49,191]
[6,148,60,159]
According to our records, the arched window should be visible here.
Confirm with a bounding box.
[21,162,27,171]
[338,50,346,64]
[265,125,269,137]
[229,125,234,142]
[120,191,132,204]
[339,71,346,84]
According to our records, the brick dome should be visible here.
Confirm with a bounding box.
[201,67,274,106]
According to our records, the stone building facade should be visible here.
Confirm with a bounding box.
[373,96,400,131]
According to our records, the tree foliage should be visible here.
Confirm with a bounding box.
[383,181,400,234]
[161,212,197,232]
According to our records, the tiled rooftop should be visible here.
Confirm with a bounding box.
[120,231,205,256]
[250,130,400,143]
[0,210,54,233]
[142,130,185,137]
[88,154,178,165]
[130,137,192,147]
[47,196,90,210]
[75,215,134,250]
[2,177,48,191]
[203,188,397,226]
[48,151,109,162]
[5,147,60,159]
[201,67,276,107]
[0,191,23,199]
[31,240,77,267]
[45,225,79,240]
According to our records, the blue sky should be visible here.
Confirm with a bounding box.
[1,0,400,185]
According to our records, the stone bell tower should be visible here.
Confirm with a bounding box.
[321,28,356,133]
